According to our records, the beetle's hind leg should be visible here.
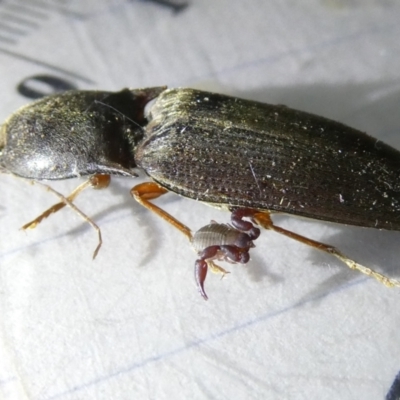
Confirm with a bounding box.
[244,209,400,288]
[22,174,110,259]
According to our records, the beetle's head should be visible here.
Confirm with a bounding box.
[0,87,166,180]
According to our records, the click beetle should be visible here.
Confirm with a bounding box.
[1,86,399,299]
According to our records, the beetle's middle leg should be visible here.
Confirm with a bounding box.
[131,181,193,240]
[240,209,400,288]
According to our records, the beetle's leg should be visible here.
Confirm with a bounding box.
[131,182,192,240]
[22,174,110,259]
[251,210,400,288]
[22,175,110,230]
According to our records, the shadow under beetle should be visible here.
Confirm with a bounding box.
[1,86,400,299]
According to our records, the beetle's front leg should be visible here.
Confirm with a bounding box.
[22,174,111,259]
[23,174,111,230]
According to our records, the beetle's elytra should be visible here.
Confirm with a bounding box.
[138,88,400,230]
[1,87,400,299]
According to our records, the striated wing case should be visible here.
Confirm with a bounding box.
[135,88,400,230]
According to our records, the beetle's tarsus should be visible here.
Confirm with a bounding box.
[337,254,400,288]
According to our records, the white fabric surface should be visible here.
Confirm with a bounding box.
[0,1,400,399]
